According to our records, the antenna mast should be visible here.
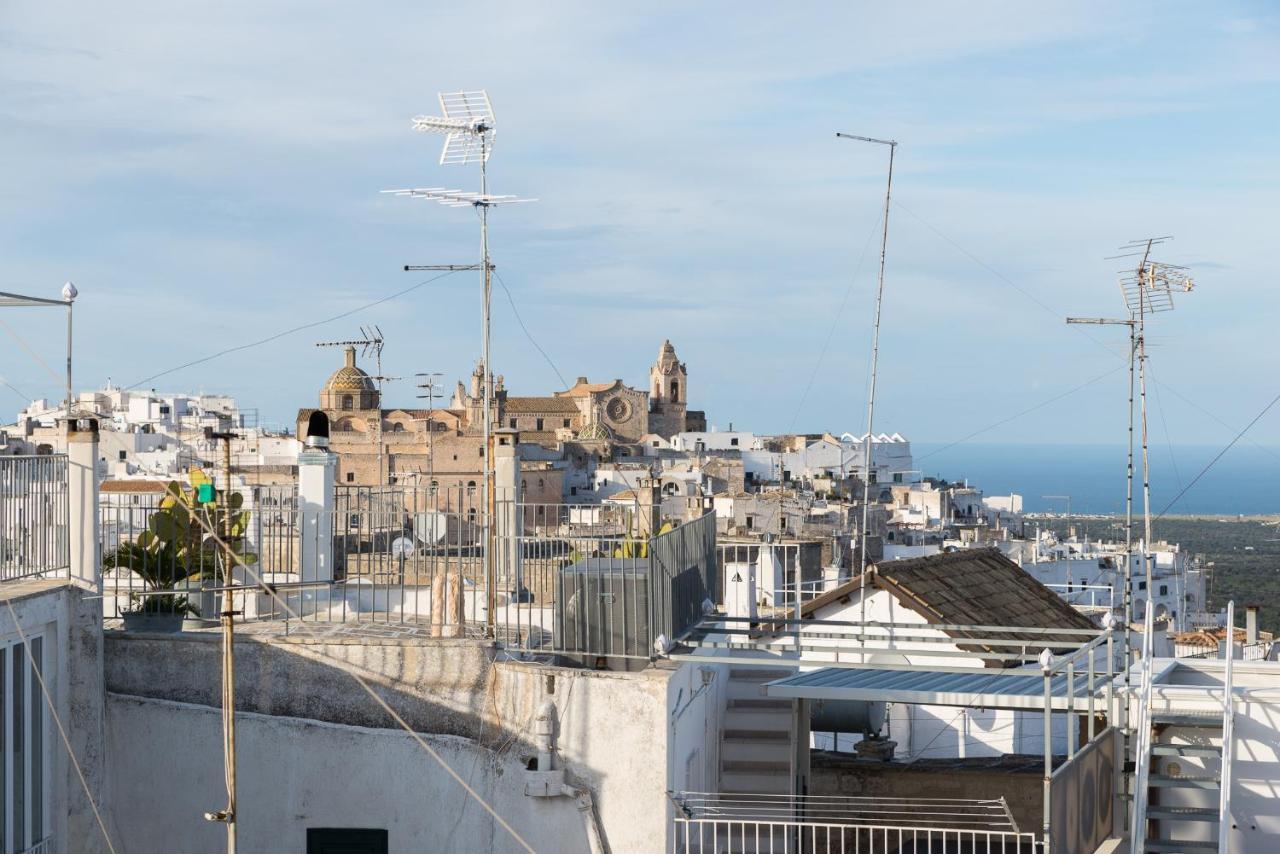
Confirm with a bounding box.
[316,327,399,486]
[385,91,535,637]
[836,132,897,642]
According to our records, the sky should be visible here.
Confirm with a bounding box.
[2,2,1279,451]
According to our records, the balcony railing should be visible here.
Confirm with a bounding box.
[0,455,69,581]
[100,485,718,663]
[670,792,1041,853]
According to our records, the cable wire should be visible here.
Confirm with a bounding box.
[787,214,884,433]
[492,269,569,390]
[182,506,538,853]
[124,270,462,390]
[917,364,1126,463]
[2,597,119,854]
[1155,390,1280,520]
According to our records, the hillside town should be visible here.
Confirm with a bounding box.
[3,5,1279,854]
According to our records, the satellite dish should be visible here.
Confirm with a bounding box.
[391,537,416,558]
[413,511,448,545]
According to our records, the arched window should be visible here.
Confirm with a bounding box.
[341,395,353,411]
[466,480,476,491]
[391,423,406,433]
[670,380,679,402]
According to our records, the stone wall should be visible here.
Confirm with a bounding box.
[810,751,1046,835]
[105,630,675,852]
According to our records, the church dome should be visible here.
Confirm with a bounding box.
[321,346,380,410]
[325,364,376,393]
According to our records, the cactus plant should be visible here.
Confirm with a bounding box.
[105,468,257,616]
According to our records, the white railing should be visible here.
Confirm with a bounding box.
[1043,582,1114,612]
[0,455,70,581]
[1219,601,1235,852]
[1128,605,1157,852]
[671,818,1041,853]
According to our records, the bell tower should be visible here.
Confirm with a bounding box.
[647,339,688,438]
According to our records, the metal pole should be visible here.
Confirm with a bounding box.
[836,132,897,638]
[480,134,496,638]
[1138,267,1154,605]
[64,300,73,415]
[220,434,238,852]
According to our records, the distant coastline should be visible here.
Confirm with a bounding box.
[913,442,1280,516]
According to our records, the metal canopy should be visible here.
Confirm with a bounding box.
[765,666,1099,712]
[0,291,63,308]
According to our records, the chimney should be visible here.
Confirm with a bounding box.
[1246,605,1260,645]
[298,413,336,599]
[64,417,100,590]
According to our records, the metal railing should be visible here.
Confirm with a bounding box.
[670,792,1041,853]
[101,484,718,663]
[671,821,1042,853]
[1128,605,1157,853]
[1042,582,1114,613]
[1218,601,1235,852]
[0,456,69,581]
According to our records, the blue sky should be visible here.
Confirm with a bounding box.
[2,2,1278,447]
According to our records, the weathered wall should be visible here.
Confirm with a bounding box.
[105,631,676,853]
[106,693,592,854]
[810,753,1045,835]
[65,584,111,853]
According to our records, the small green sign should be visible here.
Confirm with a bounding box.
[197,483,217,504]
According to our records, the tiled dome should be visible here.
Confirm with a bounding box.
[325,365,376,393]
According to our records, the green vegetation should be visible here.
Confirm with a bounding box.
[1036,515,1280,636]
[103,469,257,615]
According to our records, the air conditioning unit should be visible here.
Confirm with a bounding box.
[555,558,653,671]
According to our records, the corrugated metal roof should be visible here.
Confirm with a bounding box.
[765,666,1098,712]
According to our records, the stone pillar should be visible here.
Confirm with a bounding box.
[64,417,100,591]
[1246,605,1259,646]
[298,444,336,587]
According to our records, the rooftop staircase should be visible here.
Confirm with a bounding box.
[719,667,796,796]
[1131,604,1236,853]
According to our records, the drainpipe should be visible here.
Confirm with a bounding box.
[526,698,609,854]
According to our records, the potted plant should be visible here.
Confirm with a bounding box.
[106,469,257,632]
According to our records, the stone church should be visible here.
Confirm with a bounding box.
[298,340,705,489]
[451,339,705,443]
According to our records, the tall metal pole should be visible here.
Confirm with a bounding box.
[61,283,77,415]
[1137,257,1155,608]
[480,133,496,638]
[217,433,238,853]
[836,132,897,636]
[65,302,73,414]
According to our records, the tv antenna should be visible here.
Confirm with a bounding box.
[383,90,535,637]
[836,131,898,645]
[1067,238,1195,646]
[316,326,400,485]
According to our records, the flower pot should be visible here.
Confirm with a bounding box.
[121,612,187,633]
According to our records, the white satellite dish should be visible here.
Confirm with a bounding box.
[413,511,448,545]
[390,537,416,558]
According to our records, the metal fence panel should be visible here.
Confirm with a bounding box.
[0,456,69,581]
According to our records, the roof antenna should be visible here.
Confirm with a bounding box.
[836,131,898,651]
[384,90,536,639]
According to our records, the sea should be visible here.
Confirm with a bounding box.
[911,442,1280,516]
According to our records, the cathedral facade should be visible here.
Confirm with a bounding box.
[298,340,705,490]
